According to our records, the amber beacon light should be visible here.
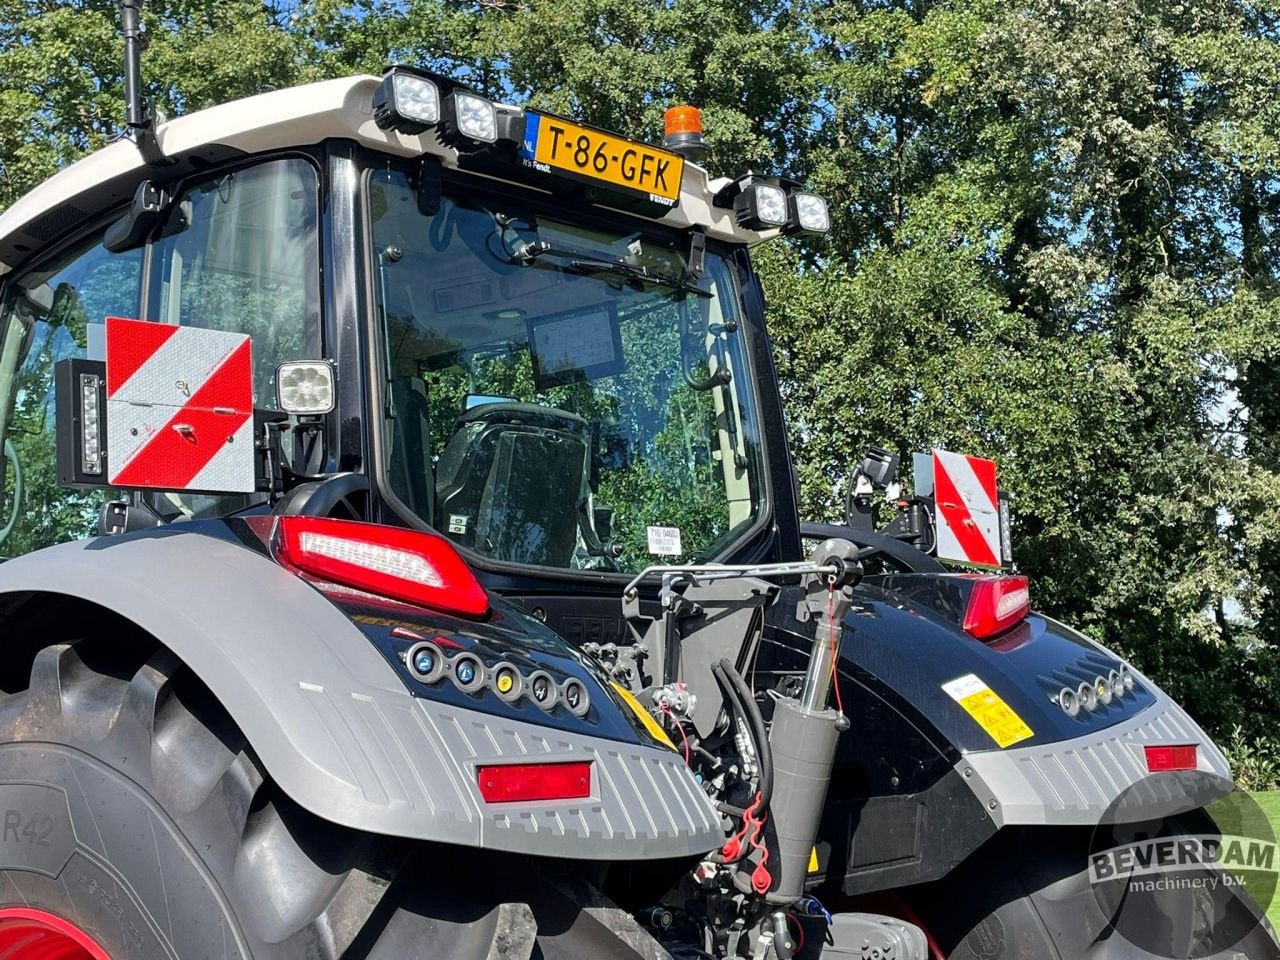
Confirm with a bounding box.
[664,105,707,161]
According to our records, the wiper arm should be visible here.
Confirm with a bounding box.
[509,238,613,267]
[567,258,712,298]
[508,238,709,297]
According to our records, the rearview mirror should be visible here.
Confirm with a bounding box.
[103,179,172,253]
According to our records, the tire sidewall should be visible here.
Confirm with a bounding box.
[0,740,248,960]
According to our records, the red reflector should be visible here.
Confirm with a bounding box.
[274,517,489,618]
[1145,744,1198,772]
[477,762,592,803]
[963,574,1031,639]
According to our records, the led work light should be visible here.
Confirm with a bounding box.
[438,92,526,151]
[80,373,104,475]
[373,68,441,135]
[714,174,832,236]
[54,358,110,489]
[276,360,336,415]
[788,192,831,236]
[450,91,497,142]
[734,179,789,230]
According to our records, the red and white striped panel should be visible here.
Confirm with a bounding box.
[105,317,255,493]
[932,449,1001,568]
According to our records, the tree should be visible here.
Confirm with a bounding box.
[0,0,1278,745]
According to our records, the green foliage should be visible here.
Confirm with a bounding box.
[1226,724,1280,792]
[1,0,1280,746]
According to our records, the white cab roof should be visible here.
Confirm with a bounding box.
[0,75,763,276]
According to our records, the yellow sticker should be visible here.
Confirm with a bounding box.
[496,672,514,694]
[808,847,820,873]
[612,682,678,752]
[942,673,1033,748]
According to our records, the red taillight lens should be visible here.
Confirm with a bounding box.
[477,762,592,803]
[274,517,489,618]
[1145,744,1198,772]
[962,574,1031,639]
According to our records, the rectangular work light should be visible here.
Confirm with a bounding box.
[448,90,497,143]
[276,360,335,415]
[373,67,441,135]
[438,92,525,151]
[732,178,789,230]
[788,192,831,236]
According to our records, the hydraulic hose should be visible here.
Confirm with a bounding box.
[711,659,773,817]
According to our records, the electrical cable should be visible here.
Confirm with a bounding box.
[661,703,692,764]
[827,584,844,715]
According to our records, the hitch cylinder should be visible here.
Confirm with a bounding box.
[763,698,841,903]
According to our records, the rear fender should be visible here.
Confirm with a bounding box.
[0,528,721,860]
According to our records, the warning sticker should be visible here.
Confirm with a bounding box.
[942,673,1033,748]
[646,525,683,556]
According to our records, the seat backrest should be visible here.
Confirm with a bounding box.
[435,403,590,567]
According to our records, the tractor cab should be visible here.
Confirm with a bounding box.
[0,65,818,596]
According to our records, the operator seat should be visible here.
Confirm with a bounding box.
[435,402,591,567]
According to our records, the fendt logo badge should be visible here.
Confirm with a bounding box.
[1088,771,1279,958]
[104,317,256,493]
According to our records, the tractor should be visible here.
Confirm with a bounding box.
[0,3,1271,958]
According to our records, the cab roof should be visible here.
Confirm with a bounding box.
[0,75,760,278]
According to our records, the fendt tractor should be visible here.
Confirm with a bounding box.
[0,4,1271,959]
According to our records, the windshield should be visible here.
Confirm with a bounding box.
[368,168,766,574]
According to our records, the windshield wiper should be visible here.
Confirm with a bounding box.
[568,258,711,298]
[509,238,710,297]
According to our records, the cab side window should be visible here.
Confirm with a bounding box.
[144,157,321,519]
[0,237,142,557]
[148,158,320,410]
[0,155,321,551]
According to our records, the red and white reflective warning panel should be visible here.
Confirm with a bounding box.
[932,449,1001,568]
[105,317,255,493]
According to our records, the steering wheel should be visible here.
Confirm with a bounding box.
[273,473,369,520]
[0,439,24,547]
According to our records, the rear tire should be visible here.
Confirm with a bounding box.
[0,640,395,960]
[906,826,1280,959]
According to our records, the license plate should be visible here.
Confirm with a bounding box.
[523,113,684,205]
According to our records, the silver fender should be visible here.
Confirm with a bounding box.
[0,530,722,860]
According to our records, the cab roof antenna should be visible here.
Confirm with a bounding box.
[119,0,169,166]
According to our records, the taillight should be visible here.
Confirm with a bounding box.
[1145,744,1198,772]
[477,762,592,803]
[962,574,1030,639]
[274,517,489,618]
